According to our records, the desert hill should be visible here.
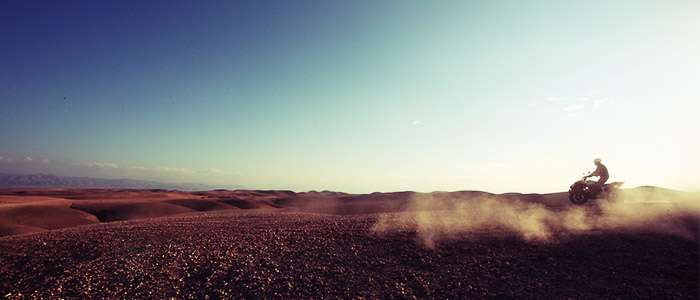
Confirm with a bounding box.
[0,186,697,298]
[0,186,695,237]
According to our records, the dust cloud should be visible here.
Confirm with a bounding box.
[371,188,699,248]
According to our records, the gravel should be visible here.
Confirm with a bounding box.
[1,210,697,299]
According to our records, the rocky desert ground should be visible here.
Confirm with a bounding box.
[0,188,698,299]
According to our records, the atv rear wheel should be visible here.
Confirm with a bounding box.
[569,192,588,205]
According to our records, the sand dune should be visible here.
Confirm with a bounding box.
[0,196,98,236]
[69,201,196,222]
[164,198,239,211]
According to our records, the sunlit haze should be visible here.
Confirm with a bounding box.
[1,1,698,192]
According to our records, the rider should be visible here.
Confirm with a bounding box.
[584,158,609,193]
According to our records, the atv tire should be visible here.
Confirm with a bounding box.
[569,192,588,205]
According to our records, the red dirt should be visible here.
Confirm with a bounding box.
[0,188,697,298]
[69,201,196,222]
[0,196,98,236]
[164,199,239,211]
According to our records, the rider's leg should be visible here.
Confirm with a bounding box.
[596,177,609,194]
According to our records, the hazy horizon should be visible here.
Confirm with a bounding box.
[2,1,698,193]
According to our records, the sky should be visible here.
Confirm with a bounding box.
[1,0,698,193]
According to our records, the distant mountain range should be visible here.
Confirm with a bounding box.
[0,173,221,191]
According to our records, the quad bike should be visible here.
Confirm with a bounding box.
[569,177,624,205]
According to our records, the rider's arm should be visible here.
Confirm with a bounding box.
[588,166,601,177]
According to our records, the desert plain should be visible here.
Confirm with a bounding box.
[0,187,698,299]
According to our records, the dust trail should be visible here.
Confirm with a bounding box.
[371,188,700,248]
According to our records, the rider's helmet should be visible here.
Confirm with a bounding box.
[594,158,602,164]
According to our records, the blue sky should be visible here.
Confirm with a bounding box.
[1,1,698,192]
